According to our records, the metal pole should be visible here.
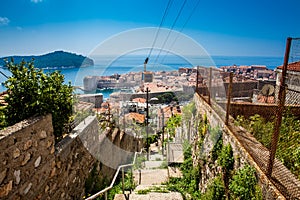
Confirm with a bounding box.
[266,37,292,177]
[146,87,149,160]
[225,73,233,125]
[122,168,125,194]
[130,167,133,194]
[161,108,165,156]
[138,169,141,185]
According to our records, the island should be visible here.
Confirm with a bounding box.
[0,50,94,69]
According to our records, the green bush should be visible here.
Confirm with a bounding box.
[229,165,260,200]
[210,127,223,162]
[166,114,182,138]
[156,92,178,104]
[235,113,300,179]
[107,171,135,200]
[218,144,234,172]
[4,59,74,141]
[182,101,196,123]
[177,141,201,199]
[201,176,225,200]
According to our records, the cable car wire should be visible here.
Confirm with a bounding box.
[153,0,188,66]
[147,0,174,61]
[160,0,201,64]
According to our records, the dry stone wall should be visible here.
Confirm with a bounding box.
[0,114,140,200]
[193,94,285,200]
[0,115,55,199]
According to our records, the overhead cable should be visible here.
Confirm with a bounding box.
[153,0,188,66]
[147,0,174,60]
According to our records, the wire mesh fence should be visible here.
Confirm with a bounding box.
[195,37,300,198]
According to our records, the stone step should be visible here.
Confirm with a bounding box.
[114,192,183,200]
[133,169,168,185]
[114,186,183,200]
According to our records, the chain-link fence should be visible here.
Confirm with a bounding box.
[195,37,300,199]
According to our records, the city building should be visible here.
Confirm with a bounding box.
[78,93,103,108]
[143,71,153,83]
[276,61,300,104]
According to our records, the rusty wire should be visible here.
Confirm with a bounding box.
[195,43,300,198]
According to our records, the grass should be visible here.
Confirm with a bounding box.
[136,186,170,195]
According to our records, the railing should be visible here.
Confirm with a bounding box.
[85,150,143,200]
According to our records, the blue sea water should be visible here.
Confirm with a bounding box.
[0,55,284,99]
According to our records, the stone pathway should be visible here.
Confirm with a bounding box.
[114,144,183,200]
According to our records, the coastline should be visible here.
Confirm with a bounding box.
[0,55,284,93]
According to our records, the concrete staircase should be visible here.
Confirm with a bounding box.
[114,145,183,200]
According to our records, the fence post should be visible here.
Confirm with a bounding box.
[266,37,292,177]
[138,169,141,185]
[225,72,233,125]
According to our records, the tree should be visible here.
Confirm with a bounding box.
[166,114,182,137]
[4,59,74,141]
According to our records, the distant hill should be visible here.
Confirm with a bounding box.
[0,51,94,69]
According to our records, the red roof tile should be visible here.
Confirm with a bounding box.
[132,98,146,103]
[277,61,300,72]
[125,113,145,124]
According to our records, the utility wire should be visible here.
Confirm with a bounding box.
[160,0,201,64]
[153,0,188,66]
[0,71,8,79]
[147,0,174,60]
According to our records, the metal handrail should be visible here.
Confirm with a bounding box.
[85,150,143,200]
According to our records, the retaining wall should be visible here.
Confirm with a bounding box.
[193,93,285,199]
[0,114,140,199]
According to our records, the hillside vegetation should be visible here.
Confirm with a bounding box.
[0,51,94,69]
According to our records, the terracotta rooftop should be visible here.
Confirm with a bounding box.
[132,98,146,103]
[277,61,300,72]
[125,112,145,124]
[75,101,94,112]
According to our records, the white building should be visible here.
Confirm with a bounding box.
[275,61,300,105]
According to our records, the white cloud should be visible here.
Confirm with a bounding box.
[31,0,43,3]
[0,17,10,26]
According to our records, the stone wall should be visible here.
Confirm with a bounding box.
[0,115,55,199]
[0,114,140,200]
[193,94,285,199]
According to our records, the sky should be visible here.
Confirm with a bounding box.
[0,0,300,57]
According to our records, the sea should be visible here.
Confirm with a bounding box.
[0,55,284,99]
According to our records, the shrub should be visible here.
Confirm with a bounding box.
[218,144,234,172]
[4,59,74,141]
[229,165,259,200]
[235,113,300,179]
[201,176,225,200]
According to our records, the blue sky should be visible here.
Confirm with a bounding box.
[0,0,300,57]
